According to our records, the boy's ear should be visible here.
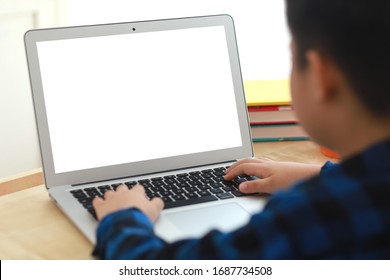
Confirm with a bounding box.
[306,50,338,102]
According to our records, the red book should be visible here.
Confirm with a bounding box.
[247,105,298,125]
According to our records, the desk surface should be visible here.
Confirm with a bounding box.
[0,141,332,259]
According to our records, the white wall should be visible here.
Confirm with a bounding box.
[0,0,290,179]
[67,0,291,80]
[0,0,66,180]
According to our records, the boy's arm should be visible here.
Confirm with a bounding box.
[92,207,167,259]
[92,194,291,259]
[92,160,333,259]
[92,185,166,259]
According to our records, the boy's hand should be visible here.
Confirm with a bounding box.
[92,184,164,222]
[224,157,322,194]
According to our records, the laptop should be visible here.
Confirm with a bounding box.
[24,14,266,244]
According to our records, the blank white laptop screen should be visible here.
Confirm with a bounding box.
[36,25,242,174]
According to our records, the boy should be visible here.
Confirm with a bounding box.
[92,0,390,259]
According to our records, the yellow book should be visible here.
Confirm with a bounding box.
[244,80,291,106]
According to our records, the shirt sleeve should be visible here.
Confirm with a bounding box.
[92,208,167,259]
[320,161,336,175]
[92,202,300,259]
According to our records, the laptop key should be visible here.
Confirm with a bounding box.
[85,189,101,198]
[213,176,224,182]
[78,197,93,205]
[234,178,247,185]
[162,196,173,203]
[111,183,122,190]
[201,178,215,184]
[164,195,218,209]
[222,180,235,186]
[140,182,153,188]
[213,170,226,176]
[198,190,210,196]
[158,191,171,197]
[71,190,87,199]
[164,178,178,185]
[176,182,190,188]
[146,192,158,199]
[222,186,237,192]
[188,180,203,186]
[88,209,97,220]
[177,177,191,183]
[183,186,198,193]
[151,177,163,181]
[201,169,213,173]
[171,188,185,195]
[163,183,176,190]
[214,167,226,171]
[151,186,165,193]
[216,192,234,200]
[151,180,165,186]
[210,188,223,194]
[185,192,199,199]
[99,188,112,194]
[201,173,213,179]
[138,179,150,184]
[210,182,223,189]
[198,185,210,191]
[125,181,137,188]
[232,190,246,197]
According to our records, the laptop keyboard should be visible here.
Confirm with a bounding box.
[70,166,257,219]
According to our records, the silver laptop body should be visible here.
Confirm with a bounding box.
[25,14,266,244]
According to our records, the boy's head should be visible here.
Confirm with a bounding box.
[285,0,390,152]
[286,0,390,116]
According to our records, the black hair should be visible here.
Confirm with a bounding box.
[285,0,390,116]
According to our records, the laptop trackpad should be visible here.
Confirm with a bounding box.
[165,203,251,238]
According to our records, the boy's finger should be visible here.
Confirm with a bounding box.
[115,184,128,192]
[226,157,272,175]
[226,158,255,174]
[239,178,272,194]
[151,196,165,210]
[224,163,262,180]
[131,184,145,193]
[92,196,104,207]
[104,190,115,199]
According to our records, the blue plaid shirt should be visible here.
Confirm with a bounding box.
[93,140,390,259]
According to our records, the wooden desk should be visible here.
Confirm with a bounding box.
[0,141,333,259]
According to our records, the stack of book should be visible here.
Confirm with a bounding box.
[244,80,309,142]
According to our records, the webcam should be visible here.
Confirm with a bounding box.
[132,27,136,31]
